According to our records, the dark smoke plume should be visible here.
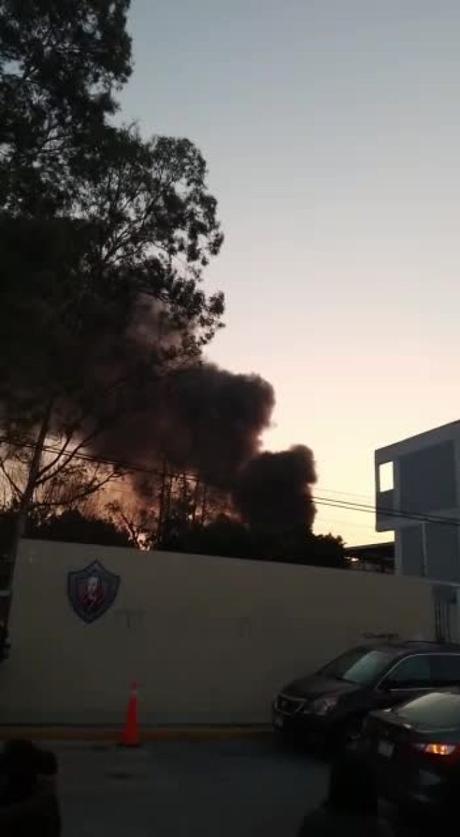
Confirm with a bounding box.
[233,446,317,533]
[92,363,275,488]
[155,365,275,486]
[86,298,316,534]
[87,293,276,487]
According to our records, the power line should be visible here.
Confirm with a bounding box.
[313,497,460,529]
[3,436,460,528]
[3,438,172,480]
[315,487,375,501]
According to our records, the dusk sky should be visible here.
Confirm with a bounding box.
[122,1,460,545]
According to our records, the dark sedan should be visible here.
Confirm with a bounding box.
[363,689,460,817]
[272,641,460,745]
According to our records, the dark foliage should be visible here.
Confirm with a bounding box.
[26,509,132,548]
[0,0,132,215]
[160,514,346,569]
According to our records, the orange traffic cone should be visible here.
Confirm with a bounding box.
[121,682,140,747]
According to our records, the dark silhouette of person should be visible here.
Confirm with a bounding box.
[297,750,393,836]
[0,739,61,836]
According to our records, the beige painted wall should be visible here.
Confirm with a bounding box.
[0,540,435,725]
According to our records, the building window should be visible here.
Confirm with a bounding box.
[379,461,394,492]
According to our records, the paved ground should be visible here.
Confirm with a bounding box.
[54,738,329,837]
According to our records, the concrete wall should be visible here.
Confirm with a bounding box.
[0,540,435,725]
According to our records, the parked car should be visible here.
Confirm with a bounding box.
[363,688,460,818]
[272,641,460,745]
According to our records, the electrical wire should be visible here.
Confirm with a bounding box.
[2,436,460,528]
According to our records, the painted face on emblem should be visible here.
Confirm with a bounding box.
[87,576,100,597]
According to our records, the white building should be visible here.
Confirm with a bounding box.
[375,420,460,583]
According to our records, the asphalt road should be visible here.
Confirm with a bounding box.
[54,738,329,837]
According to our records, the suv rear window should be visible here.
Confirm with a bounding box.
[395,691,460,728]
[430,654,460,685]
[384,654,431,687]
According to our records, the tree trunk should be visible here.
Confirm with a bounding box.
[7,400,53,591]
[201,485,208,525]
[157,458,167,544]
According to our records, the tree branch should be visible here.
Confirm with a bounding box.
[35,470,119,508]
[0,461,22,499]
[34,429,75,482]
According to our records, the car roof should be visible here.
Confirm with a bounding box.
[368,640,460,656]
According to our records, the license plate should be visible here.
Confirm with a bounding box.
[417,769,441,787]
[274,715,284,730]
[378,739,394,758]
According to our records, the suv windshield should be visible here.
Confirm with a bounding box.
[396,691,460,729]
[320,647,396,685]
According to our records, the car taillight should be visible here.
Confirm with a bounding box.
[414,743,460,758]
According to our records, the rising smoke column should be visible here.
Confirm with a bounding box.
[85,297,316,530]
[156,365,275,485]
[91,362,275,487]
[87,294,275,486]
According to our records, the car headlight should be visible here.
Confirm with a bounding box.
[311,695,339,716]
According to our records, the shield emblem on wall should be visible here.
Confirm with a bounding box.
[67,561,120,624]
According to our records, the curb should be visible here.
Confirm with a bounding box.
[0,725,271,743]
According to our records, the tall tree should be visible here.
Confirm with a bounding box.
[0,1,224,578]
